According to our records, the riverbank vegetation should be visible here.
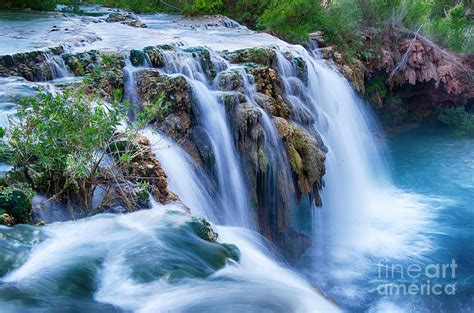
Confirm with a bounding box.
[0,89,174,219]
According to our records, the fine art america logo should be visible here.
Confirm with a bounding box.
[376,259,457,296]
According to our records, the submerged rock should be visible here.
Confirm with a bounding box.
[191,216,218,241]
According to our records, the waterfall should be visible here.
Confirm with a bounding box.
[44,52,70,79]
[144,129,219,222]
[271,46,433,309]
[160,50,253,228]
[123,59,140,107]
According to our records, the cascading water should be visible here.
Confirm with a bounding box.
[160,50,253,228]
[44,52,71,79]
[1,9,471,313]
[273,46,436,310]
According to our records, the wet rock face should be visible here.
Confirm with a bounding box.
[105,13,147,28]
[0,47,64,81]
[250,66,291,118]
[319,46,366,93]
[232,103,265,199]
[143,45,174,68]
[134,69,212,170]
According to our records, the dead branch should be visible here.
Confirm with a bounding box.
[388,26,421,82]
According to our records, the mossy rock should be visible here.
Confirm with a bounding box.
[190,217,218,241]
[0,213,14,226]
[223,47,277,67]
[0,189,31,224]
[130,49,146,66]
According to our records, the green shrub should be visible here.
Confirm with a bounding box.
[1,90,145,209]
[438,106,474,136]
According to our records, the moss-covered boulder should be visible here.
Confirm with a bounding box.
[0,187,32,225]
[223,47,277,67]
[62,51,125,76]
[130,49,146,66]
[274,117,325,205]
[143,45,175,68]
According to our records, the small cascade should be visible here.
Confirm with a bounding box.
[123,58,144,120]
[44,52,70,79]
[160,49,253,228]
[144,129,219,222]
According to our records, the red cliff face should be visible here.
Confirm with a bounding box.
[363,34,472,126]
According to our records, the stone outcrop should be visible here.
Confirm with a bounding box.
[369,36,473,126]
[274,118,325,205]
[0,47,64,81]
[318,31,473,127]
[117,135,178,206]
[62,50,125,99]
[314,29,474,127]
[135,69,192,138]
[249,66,291,118]
[319,46,366,93]
[223,47,278,67]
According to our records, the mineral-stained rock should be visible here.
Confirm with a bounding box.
[368,36,473,126]
[274,117,325,205]
[217,70,244,92]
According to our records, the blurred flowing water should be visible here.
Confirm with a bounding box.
[0,8,472,313]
